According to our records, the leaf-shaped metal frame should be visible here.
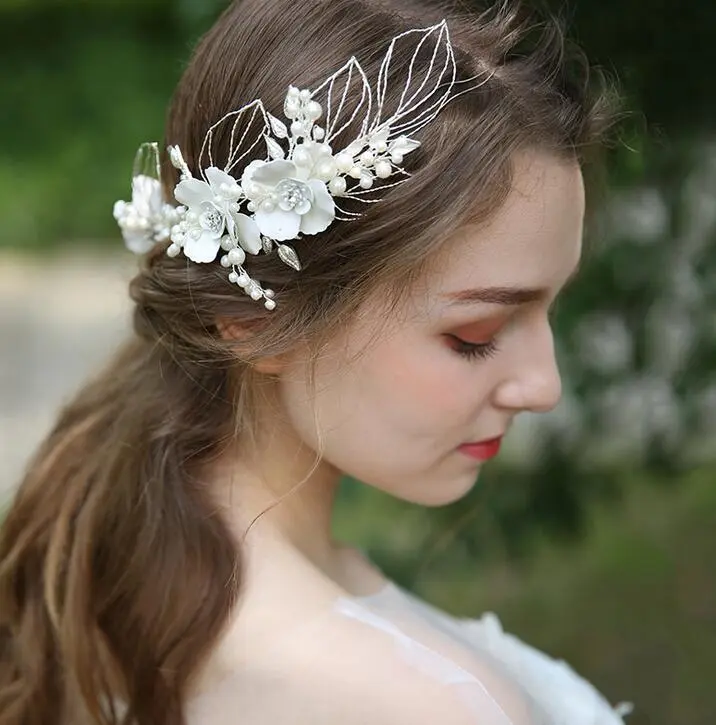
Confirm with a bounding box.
[198,99,272,179]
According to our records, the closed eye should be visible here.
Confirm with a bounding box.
[446,334,500,362]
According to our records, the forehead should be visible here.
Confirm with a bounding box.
[426,150,585,296]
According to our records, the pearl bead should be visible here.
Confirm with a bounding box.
[313,126,325,140]
[328,176,347,195]
[236,274,250,288]
[166,244,181,257]
[287,86,300,99]
[290,121,304,136]
[229,202,240,212]
[299,89,311,102]
[247,201,257,212]
[264,299,277,311]
[261,198,276,212]
[228,271,238,283]
[359,175,373,190]
[264,289,276,299]
[316,158,337,181]
[335,153,353,173]
[390,152,404,165]
[293,147,312,166]
[284,101,299,118]
[220,236,234,251]
[375,141,388,153]
[375,160,392,179]
[306,101,322,120]
[249,287,263,301]
[360,151,375,166]
[220,255,231,268]
[348,165,363,179]
[227,248,246,265]
[223,184,241,200]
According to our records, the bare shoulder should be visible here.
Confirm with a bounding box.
[188,600,532,725]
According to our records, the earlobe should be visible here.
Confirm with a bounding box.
[216,317,249,343]
[215,318,286,375]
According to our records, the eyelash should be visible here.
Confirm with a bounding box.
[447,334,500,362]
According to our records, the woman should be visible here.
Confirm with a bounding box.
[0,0,629,723]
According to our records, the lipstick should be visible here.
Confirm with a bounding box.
[458,436,502,461]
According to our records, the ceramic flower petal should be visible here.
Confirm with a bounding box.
[174,178,214,207]
[251,159,297,187]
[204,166,237,191]
[255,207,301,241]
[183,229,222,263]
[241,160,266,193]
[299,180,335,235]
[233,213,262,255]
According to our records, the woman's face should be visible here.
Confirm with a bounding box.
[278,150,585,506]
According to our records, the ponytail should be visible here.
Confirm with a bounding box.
[0,330,240,724]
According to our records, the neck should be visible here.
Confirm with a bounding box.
[210,423,347,585]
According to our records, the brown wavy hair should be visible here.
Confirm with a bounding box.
[0,0,622,723]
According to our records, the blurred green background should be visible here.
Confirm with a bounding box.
[1,1,715,724]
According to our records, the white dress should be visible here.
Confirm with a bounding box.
[334,578,633,725]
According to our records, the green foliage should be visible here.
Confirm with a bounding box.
[0,8,183,248]
[550,0,716,133]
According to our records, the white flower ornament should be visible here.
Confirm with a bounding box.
[113,172,182,255]
[171,166,261,264]
[241,158,335,242]
[113,21,486,309]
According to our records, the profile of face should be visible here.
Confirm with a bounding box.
[273,149,585,507]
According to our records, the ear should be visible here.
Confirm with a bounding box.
[216,318,286,375]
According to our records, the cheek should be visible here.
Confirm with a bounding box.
[370,338,480,422]
[329,334,491,444]
[278,332,494,463]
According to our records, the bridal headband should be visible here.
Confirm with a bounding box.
[114,20,480,310]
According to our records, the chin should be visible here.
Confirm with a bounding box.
[397,468,483,508]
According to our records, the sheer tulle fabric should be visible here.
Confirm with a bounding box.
[334,591,535,724]
[337,581,631,725]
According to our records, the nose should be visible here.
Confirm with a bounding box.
[491,324,563,414]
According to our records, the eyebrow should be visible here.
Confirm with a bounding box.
[441,261,582,308]
[440,286,548,306]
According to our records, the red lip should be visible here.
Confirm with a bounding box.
[458,436,502,461]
